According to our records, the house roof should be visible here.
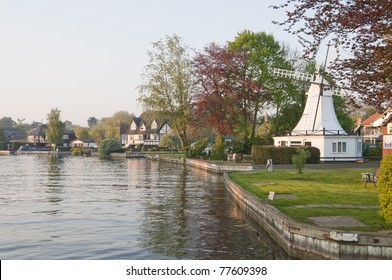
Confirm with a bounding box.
[28,124,47,136]
[2,128,26,140]
[361,112,382,126]
[373,108,392,127]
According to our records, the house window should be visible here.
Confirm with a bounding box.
[305,142,312,146]
[290,141,302,146]
[333,142,347,153]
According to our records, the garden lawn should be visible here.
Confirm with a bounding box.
[228,168,392,232]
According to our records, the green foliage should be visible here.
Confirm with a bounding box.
[378,155,392,225]
[71,147,84,156]
[251,145,320,164]
[189,139,208,158]
[46,108,65,147]
[138,34,193,148]
[363,147,382,158]
[98,138,122,158]
[333,95,355,132]
[210,135,226,160]
[159,133,180,150]
[291,147,311,173]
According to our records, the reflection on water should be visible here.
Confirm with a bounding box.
[0,155,289,259]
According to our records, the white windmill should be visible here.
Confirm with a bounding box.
[272,48,363,161]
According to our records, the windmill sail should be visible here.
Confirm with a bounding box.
[273,68,346,136]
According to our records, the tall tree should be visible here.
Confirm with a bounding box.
[228,30,307,136]
[46,108,65,149]
[0,117,16,129]
[272,0,392,109]
[87,117,98,128]
[74,126,90,141]
[138,34,194,149]
[101,111,134,139]
[192,43,244,137]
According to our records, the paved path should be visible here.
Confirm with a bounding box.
[290,204,379,209]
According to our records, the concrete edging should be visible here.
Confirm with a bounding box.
[223,172,392,260]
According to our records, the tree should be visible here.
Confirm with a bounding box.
[87,117,98,128]
[159,133,180,150]
[192,43,245,137]
[89,124,105,145]
[291,146,311,174]
[138,34,194,150]
[0,117,16,129]
[101,111,134,139]
[228,30,292,138]
[74,126,90,141]
[272,0,392,109]
[46,108,65,149]
[378,154,392,225]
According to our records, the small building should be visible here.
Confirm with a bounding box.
[27,124,76,147]
[121,117,171,150]
[373,108,392,158]
[27,124,47,145]
[354,112,383,148]
[70,139,98,148]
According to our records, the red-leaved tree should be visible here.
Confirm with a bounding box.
[272,0,392,109]
[192,43,264,147]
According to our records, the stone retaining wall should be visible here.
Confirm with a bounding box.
[224,173,392,260]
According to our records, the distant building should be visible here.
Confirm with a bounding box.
[373,108,392,158]
[121,117,171,150]
[1,127,26,141]
[354,112,382,148]
[27,124,76,146]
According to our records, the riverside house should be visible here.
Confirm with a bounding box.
[121,117,171,150]
[27,124,77,147]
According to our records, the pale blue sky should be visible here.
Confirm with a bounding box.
[0,0,312,126]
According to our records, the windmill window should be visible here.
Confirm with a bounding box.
[290,141,302,146]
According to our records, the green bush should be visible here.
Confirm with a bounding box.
[159,134,180,150]
[189,139,208,158]
[251,145,320,164]
[98,138,122,158]
[210,135,226,160]
[363,147,382,158]
[378,154,392,225]
[71,147,84,156]
[291,147,311,173]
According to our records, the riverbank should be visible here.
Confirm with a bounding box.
[148,155,392,259]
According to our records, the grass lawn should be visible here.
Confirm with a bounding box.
[228,168,392,232]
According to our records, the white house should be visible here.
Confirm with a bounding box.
[273,73,363,161]
[121,117,171,150]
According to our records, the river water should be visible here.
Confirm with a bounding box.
[0,155,289,260]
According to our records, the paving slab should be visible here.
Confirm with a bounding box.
[309,216,367,228]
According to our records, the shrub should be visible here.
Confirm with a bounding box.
[189,139,208,158]
[378,154,392,225]
[210,135,226,160]
[98,138,122,158]
[363,147,382,158]
[159,134,180,150]
[291,147,311,173]
[251,145,320,164]
[71,147,84,156]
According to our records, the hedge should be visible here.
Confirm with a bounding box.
[251,145,320,164]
